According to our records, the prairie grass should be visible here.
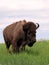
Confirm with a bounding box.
[0,40,49,65]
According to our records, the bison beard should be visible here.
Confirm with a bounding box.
[3,20,39,53]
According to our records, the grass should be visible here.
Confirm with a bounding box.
[0,40,49,65]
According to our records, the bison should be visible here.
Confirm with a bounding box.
[3,20,39,53]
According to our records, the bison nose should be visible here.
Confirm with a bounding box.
[30,39,36,43]
[31,39,36,43]
[33,40,36,43]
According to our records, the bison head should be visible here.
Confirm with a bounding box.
[23,22,39,47]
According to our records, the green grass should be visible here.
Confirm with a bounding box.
[0,40,49,65]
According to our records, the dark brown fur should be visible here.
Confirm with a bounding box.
[3,20,26,52]
[3,20,39,53]
[23,22,37,47]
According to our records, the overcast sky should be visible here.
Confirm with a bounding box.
[0,0,49,22]
[0,0,49,27]
[0,0,49,10]
[0,0,49,42]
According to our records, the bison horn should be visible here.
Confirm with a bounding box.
[36,23,39,29]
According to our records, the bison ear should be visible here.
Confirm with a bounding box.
[36,23,39,29]
[23,23,29,32]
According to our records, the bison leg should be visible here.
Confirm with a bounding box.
[5,41,10,49]
[12,42,19,53]
[5,41,11,53]
[19,41,26,51]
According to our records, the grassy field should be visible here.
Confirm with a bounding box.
[0,40,49,65]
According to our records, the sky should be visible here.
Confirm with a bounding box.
[0,0,49,43]
[0,0,49,10]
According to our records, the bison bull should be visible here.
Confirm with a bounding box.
[3,20,39,53]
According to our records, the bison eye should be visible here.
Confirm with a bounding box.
[33,34,36,37]
[28,31,30,34]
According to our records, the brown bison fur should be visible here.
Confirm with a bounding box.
[3,20,39,53]
[20,21,39,49]
[3,20,26,53]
